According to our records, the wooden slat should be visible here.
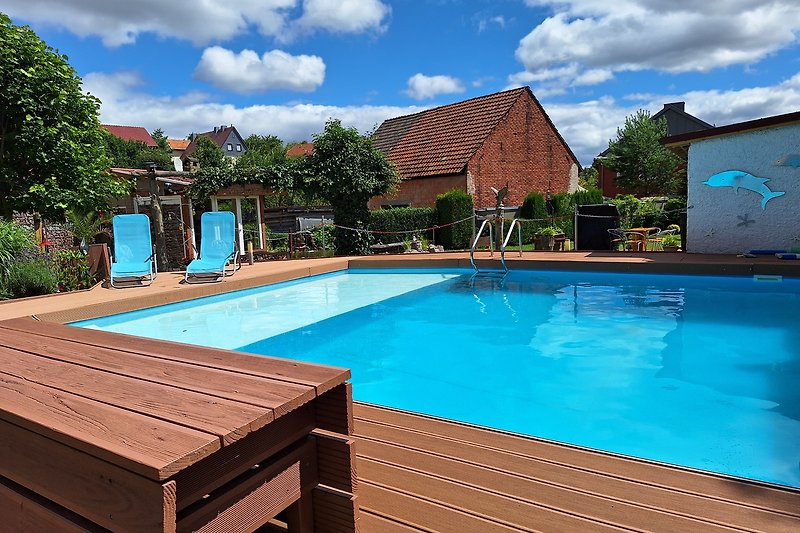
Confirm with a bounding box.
[358,512,428,533]
[354,403,800,532]
[177,439,317,533]
[358,482,560,533]
[0,345,272,444]
[0,317,348,393]
[359,455,736,532]
[173,403,316,511]
[312,486,359,533]
[313,429,358,493]
[316,383,354,435]
[355,403,800,517]
[356,423,800,531]
[0,327,313,416]
[0,475,105,533]
[0,419,174,531]
[0,372,218,480]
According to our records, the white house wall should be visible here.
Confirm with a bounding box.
[687,123,800,254]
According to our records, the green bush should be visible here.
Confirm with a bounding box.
[5,258,58,298]
[572,188,603,207]
[0,220,36,276]
[53,250,95,291]
[435,189,473,250]
[610,195,669,229]
[519,192,548,221]
[311,224,335,251]
[664,197,686,228]
[369,207,435,242]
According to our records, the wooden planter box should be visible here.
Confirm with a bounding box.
[0,318,358,532]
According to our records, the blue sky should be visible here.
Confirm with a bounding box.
[5,1,800,164]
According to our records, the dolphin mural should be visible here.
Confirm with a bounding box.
[775,154,800,167]
[703,170,785,210]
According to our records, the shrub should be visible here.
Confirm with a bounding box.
[663,197,686,228]
[610,195,667,229]
[0,220,36,276]
[519,192,548,221]
[311,224,335,251]
[435,189,473,250]
[535,225,563,236]
[369,207,435,242]
[5,258,58,298]
[572,188,603,207]
[53,249,95,291]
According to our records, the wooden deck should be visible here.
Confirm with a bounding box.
[353,403,800,532]
[1,254,799,531]
[0,317,357,532]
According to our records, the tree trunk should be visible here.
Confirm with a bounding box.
[148,176,168,270]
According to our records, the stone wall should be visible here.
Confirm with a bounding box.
[12,212,75,254]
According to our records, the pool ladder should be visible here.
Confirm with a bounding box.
[469,218,522,275]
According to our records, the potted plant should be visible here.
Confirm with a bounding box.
[662,233,681,252]
[534,226,562,251]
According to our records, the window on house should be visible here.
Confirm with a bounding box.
[236,144,242,152]
[227,143,233,151]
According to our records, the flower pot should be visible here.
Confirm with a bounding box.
[663,245,679,252]
[535,235,555,250]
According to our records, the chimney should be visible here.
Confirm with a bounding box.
[220,125,226,131]
[665,102,685,112]
[213,126,218,133]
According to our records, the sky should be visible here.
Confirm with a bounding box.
[5,0,800,166]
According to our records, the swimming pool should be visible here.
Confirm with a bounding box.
[74,268,800,488]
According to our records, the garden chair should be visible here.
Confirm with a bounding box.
[608,228,644,251]
[110,214,157,288]
[185,211,238,283]
[648,228,676,251]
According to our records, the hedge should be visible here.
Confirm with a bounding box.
[436,189,473,249]
[369,207,436,242]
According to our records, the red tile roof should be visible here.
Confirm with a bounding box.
[286,142,314,158]
[168,139,190,151]
[102,125,157,148]
[373,88,529,178]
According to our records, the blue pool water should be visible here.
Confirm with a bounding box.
[75,269,800,488]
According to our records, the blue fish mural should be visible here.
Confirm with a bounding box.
[775,154,800,167]
[703,170,785,210]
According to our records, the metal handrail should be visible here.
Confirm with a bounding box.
[470,218,494,272]
[499,218,523,272]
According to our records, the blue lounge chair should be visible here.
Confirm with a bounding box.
[185,211,238,283]
[110,214,157,288]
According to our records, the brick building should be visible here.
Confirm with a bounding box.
[370,87,580,209]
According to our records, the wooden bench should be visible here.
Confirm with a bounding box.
[0,317,358,532]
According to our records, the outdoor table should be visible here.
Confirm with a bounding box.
[0,317,358,532]
[626,227,658,251]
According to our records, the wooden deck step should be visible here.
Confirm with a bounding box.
[354,403,800,533]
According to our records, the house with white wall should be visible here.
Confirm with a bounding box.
[663,111,800,254]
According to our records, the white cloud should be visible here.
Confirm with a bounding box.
[194,47,325,93]
[3,0,390,46]
[543,72,800,165]
[405,74,465,101]
[83,71,425,144]
[514,1,800,91]
[478,15,506,33]
[297,0,391,34]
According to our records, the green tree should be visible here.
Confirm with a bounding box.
[238,134,285,169]
[303,120,399,255]
[605,110,683,196]
[151,128,171,153]
[102,130,172,170]
[578,165,599,190]
[0,13,129,220]
[195,136,227,169]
